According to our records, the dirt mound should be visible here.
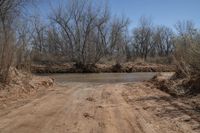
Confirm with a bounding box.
[182,76,200,95]
[0,68,54,109]
[151,73,200,120]
[152,73,200,97]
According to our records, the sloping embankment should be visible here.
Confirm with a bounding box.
[150,73,200,126]
[31,62,176,73]
[0,68,54,111]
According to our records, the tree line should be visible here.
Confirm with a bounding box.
[31,1,175,64]
[0,0,200,83]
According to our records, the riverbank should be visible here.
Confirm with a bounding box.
[0,68,54,113]
[31,62,175,73]
[150,72,200,129]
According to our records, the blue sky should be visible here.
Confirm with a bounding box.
[108,0,200,29]
[34,0,200,29]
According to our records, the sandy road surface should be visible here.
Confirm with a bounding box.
[0,82,199,133]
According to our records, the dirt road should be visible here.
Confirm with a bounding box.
[0,82,199,133]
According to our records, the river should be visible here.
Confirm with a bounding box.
[41,72,157,84]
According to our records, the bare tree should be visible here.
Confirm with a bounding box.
[175,20,196,38]
[187,40,200,74]
[50,0,109,67]
[174,20,199,77]
[46,25,64,56]
[132,16,154,60]
[153,25,174,56]
[109,16,130,64]
[31,15,47,54]
[0,0,30,82]
[15,18,33,70]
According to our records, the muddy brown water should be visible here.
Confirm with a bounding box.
[41,72,157,84]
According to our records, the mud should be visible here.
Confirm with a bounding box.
[0,80,199,133]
